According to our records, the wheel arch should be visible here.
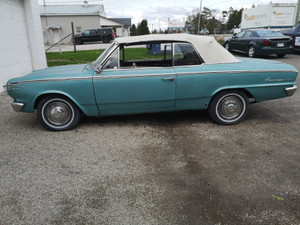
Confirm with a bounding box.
[248,42,258,49]
[34,92,86,115]
[209,88,255,107]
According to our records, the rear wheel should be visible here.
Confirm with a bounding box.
[277,54,285,58]
[37,96,81,131]
[208,90,249,125]
[248,45,256,57]
[102,37,109,43]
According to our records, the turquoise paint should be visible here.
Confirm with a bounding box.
[7,57,298,117]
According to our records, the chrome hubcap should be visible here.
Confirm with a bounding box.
[249,47,254,57]
[218,96,243,120]
[45,102,72,125]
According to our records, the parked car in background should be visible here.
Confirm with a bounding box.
[224,29,293,57]
[7,34,298,131]
[73,28,115,44]
[280,23,300,50]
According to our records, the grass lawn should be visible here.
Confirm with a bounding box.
[46,49,104,67]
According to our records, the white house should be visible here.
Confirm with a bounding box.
[40,4,131,45]
[0,0,47,93]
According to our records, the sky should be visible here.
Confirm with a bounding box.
[39,0,298,31]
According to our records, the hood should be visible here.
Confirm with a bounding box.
[8,64,93,84]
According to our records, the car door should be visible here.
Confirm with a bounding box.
[93,46,176,116]
[172,43,207,110]
[240,31,253,52]
[88,29,97,42]
[230,31,245,51]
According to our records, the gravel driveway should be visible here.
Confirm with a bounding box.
[0,53,299,225]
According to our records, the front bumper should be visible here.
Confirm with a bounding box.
[11,101,24,112]
[285,85,297,96]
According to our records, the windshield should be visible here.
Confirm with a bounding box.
[90,42,117,71]
[256,30,284,37]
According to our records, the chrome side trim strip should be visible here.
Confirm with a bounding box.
[10,77,93,85]
[96,73,176,80]
[175,69,298,76]
[94,69,297,80]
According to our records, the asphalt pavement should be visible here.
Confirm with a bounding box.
[0,53,299,224]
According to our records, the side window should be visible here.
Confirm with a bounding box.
[174,43,202,66]
[103,48,119,70]
[119,43,173,68]
[244,31,252,38]
[90,30,96,35]
[236,32,245,38]
[82,30,89,35]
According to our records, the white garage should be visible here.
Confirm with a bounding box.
[0,0,47,93]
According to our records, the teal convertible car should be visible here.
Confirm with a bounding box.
[7,34,298,131]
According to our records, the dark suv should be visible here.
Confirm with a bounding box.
[73,28,115,44]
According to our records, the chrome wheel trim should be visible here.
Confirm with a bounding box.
[225,43,229,50]
[41,98,75,129]
[248,46,255,57]
[215,93,246,123]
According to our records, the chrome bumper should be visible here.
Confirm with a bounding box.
[285,85,297,96]
[11,101,24,112]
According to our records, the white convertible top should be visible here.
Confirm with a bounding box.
[115,34,240,64]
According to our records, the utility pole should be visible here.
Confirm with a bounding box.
[71,22,76,52]
[197,0,203,35]
[295,0,300,26]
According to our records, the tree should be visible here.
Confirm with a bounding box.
[137,19,150,35]
[152,28,158,34]
[130,24,138,36]
[185,7,222,34]
[226,8,243,31]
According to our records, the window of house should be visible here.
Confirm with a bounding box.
[76,26,81,33]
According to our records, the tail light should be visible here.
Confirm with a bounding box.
[291,38,295,46]
[262,39,270,46]
[111,33,114,38]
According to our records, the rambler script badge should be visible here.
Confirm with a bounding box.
[265,78,293,82]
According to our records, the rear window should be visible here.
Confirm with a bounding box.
[255,30,284,37]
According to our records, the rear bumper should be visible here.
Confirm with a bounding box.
[285,85,297,96]
[11,101,24,112]
[258,46,293,55]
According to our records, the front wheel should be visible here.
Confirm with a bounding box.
[224,42,230,51]
[75,39,82,45]
[208,90,249,125]
[37,96,81,131]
